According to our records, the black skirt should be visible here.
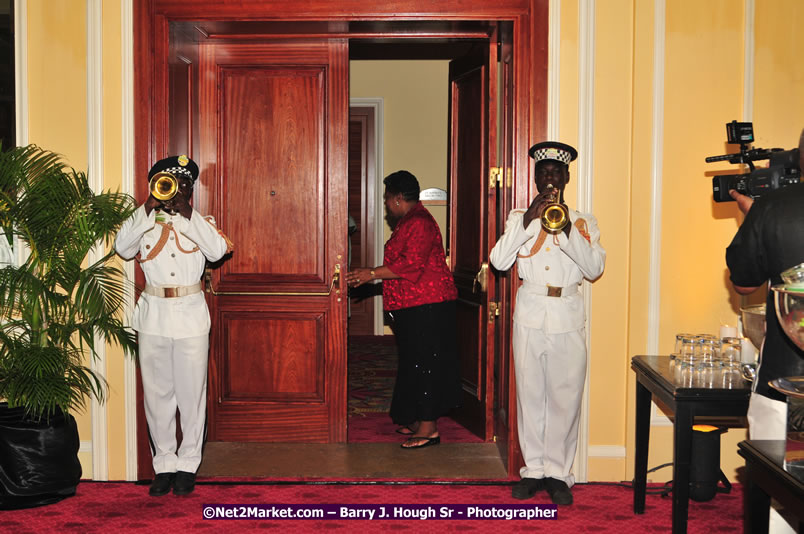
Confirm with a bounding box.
[389,300,462,425]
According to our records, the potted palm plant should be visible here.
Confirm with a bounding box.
[0,145,137,509]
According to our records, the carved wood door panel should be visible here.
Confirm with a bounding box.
[197,39,348,443]
[448,36,498,440]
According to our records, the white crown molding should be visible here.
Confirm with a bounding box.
[121,0,138,481]
[87,0,108,482]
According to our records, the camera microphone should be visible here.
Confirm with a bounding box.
[705,154,735,163]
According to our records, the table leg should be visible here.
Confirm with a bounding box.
[633,379,651,514]
[672,403,693,534]
[743,461,770,534]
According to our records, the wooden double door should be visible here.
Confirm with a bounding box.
[136,11,530,479]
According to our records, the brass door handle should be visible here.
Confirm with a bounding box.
[205,264,341,296]
[473,262,489,293]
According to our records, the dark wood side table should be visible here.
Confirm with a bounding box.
[632,355,751,534]
[738,439,804,534]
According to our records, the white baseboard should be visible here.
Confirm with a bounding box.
[588,445,626,458]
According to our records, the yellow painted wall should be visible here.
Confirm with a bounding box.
[25,0,130,479]
[21,0,803,483]
[566,0,804,483]
[100,0,127,481]
[350,60,449,246]
[26,0,94,477]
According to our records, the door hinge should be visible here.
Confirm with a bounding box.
[489,167,502,188]
[488,301,501,322]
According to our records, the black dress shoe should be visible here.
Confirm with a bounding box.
[545,477,573,505]
[173,471,196,496]
[149,472,175,497]
[511,477,545,500]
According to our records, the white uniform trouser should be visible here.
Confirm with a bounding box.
[747,392,796,534]
[139,333,209,474]
[513,323,587,487]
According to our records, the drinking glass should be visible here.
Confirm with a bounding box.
[719,340,744,389]
[694,338,719,388]
[720,337,742,365]
[674,333,696,355]
[720,362,743,389]
[675,336,697,385]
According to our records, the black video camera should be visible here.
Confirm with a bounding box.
[707,120,800,202]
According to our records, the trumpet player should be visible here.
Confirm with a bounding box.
[490,141,605,505]
[115,155,233,497]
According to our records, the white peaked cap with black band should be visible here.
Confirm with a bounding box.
[528,141,578,165]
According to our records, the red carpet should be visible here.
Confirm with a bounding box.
[348,412,483,443]
[0,481,743,533]
[347,335,480,443]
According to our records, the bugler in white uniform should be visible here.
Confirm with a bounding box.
[491,141,605,501]
[115,161,231,481]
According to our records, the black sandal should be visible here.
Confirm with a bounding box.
[400,436,440,449]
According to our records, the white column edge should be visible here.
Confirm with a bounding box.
[121,0,138,481]
[12,0,28,267]
[647,0,667,426]
[87,0,108,481]
[547,0,560,140]
[573,0,595,484]
[13,0,27,147]
[743,0,754,122]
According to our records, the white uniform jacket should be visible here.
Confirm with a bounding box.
[115,205,230,339]
[490,208,606,333]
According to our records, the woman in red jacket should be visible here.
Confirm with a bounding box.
[346,170,461,449]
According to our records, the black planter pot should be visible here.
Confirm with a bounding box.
[0,403,82,510]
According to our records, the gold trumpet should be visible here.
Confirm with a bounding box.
[541,185,570,234]
[149,172,179,201]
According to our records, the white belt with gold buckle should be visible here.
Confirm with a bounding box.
[520,282,579,298]
[143,282,202,298]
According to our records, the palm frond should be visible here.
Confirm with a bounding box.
[0,145,137,418]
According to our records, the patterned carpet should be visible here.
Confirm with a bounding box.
[347,335,482,444]
[0,480,744,533]
[347,335,398,416]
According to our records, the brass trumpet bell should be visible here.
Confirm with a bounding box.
[541,187,570,234]
[149,172,179,201]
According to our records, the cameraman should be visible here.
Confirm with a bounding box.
[725,129,804,533]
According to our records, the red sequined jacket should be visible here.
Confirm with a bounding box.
[383,202,457,311]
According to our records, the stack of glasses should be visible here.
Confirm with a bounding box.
[671,334,744,389]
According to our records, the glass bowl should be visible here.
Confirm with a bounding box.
[740,303,766,351]
[771,284,804,351]
[781,263,804,287]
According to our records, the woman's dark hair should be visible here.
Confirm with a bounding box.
[383,170,420,202]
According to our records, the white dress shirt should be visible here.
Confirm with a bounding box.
[490,208,606,333]
[115,205,229,339]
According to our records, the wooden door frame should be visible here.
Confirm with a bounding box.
[134,0,548,480]
[348,98,384,335]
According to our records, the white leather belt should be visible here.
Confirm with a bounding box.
[520,282,579,297]
[143,282,202,298]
